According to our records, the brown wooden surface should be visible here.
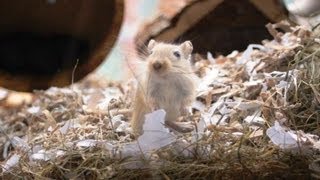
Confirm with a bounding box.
[0,0,124,91]
[135,0,286,56]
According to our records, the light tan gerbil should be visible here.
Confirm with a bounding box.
[131,39,197,135]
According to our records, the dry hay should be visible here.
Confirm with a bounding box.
[285,29,320,134]
[1,21,320,179]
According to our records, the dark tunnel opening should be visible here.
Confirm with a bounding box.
[0,32,89,75]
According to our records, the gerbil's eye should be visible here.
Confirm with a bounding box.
[150,50,153,55]
[173,51,180,58]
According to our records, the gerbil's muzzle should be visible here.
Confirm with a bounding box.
[150,59,171,73]
[153,61,162,71]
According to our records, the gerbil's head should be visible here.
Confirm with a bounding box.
[146,39,193,75]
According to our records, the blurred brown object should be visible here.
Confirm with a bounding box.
[0,88,34,108]
[0,0,124,92]
[135,0,287,56]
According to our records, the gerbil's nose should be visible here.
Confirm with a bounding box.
[153,62,162,70]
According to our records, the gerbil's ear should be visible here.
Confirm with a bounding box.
[148,39,157,51]
[180,41,193,57]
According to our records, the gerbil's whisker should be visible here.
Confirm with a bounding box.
[170,67,197,75]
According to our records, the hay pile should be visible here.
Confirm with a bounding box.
[1,21,320,179]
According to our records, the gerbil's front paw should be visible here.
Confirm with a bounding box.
[148,99,159,111]
[180,107,190,116]
[151,106,159,111]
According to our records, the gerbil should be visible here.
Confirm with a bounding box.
[131,39,197,135]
